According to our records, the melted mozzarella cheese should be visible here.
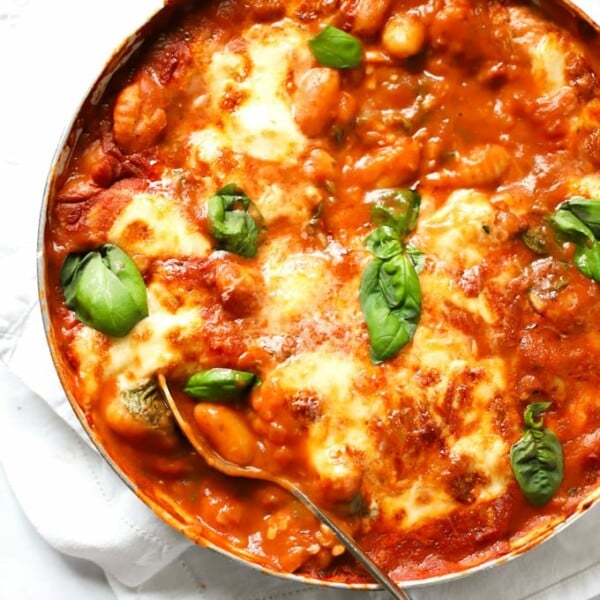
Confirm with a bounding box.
[261,351,380,487]
[531,33,567,93]
[261,250,334,326]
[508,8,572,95]
[421,268,497,325]
[255,184,322,226]
[450,433,510,501]
[415,189,495,269]
[70,327,106,405]
[571,173,600,199]
[372,329,509,526]
[380,480,457,528]
[189,20,307,165]
[105,281,204,388]
[70,281,204,396]
[108,192,211,258]
[249,182,510,524]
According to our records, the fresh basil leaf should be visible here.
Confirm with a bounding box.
[549,202,600,282]
[218,209,260,257]
[60,244,148,337]
[208,184,263,258]
[184,368,259,400]
[360,258,421,364]
[510,402,563,507]
[574,240,600,282]
[60,254,85,292]
[405,244,426,274]
[379,253,421,310]
[103,244,148,315]
[213,183,252,211]
[60,252,94,309]
[549,209,595,244]
[360,188,423,363]
[366,188,421,239]
[557,197,600,238]
[309,25,362,69]
[523,401,552,429]
[364,225,403,259]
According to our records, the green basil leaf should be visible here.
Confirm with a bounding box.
[309,25,363,69]
[574,240,600,282]
[549,202,600,282]
[364,225,403,259]
[212,183,252,211]
[549,209,595,244]
[60,254,85,293]
[60,244,148,337]
[184,368,259,400]
[557,197,600,238]
[359,257,421,364]
[366,188,421,239]
[523,401,552,429]
[379,253,421,310]
[60,253,94,309]
[360,188,423,363]
[510,402,563,507]
[405,244,426,274]
[208,184,263,258]
[218,210,260,257]
[103,245,148,315]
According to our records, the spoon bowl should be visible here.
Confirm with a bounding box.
[157,374,412,600]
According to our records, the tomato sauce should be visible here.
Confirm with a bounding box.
[44,0,600,585]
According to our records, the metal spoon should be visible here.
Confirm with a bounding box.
[157,375,412,600]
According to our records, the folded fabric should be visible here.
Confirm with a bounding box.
[5,288,600,600]
[0,336,386,600]
[0,362,192,587]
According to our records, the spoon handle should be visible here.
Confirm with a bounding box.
[288,485,413,600]
[159,375,412,599]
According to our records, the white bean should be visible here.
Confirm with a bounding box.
[113,73,167,154]
[382,13,426,59]
[293,68,341,137]
[342,0,393,36]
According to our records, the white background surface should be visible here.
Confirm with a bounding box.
[2,1,600,599]
[0,2,178,597]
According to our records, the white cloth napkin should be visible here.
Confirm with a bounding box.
[2,1,600,599]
